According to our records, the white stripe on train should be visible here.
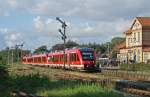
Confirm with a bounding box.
[23,63,84,69]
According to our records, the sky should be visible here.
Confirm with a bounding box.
[0,0,150,50]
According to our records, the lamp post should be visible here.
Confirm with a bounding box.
[56,17,67,69]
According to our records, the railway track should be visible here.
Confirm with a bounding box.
[52,71,150,97]
[123,88,150,97]
[116,80,150,97]
[101,70,150,81]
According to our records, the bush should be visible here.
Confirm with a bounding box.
[0,64,8,78]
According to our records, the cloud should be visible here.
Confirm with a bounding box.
[7,0,18,8]
[33,16,45,32]
[32,16,131,40]
[0,28,23,47]
[0,28,8,34]
[0,0,150,50]
[28,0,150,21]
[0,0,149,20]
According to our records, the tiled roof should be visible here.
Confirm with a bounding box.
[143,47,150,52]
[124,29,132,34]
[124,17,150,35]
[136,17,150,27]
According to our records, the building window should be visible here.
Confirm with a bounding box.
[137,50,140,62]
[138,32,140,42]
[134,33,136,42]
[128,38,130,46]
[144,53,148,63]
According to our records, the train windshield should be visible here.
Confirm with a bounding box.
[81,51,94,61]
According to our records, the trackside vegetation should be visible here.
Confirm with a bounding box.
[120,63,150,72]
[0,64,123,97]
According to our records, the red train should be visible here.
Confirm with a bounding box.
[22,48,96,70]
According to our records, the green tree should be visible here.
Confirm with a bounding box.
[66,40,79,48]
[33,45,48,54]
[51,40,79,51]
[111,37,125,48]
[110,37,125,58]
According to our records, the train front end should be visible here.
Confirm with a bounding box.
[79,48,96,70]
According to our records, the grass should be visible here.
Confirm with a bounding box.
[1,74,123,97]
[38,82,121,97]
[120,63,150,72]
[0,63,123,97]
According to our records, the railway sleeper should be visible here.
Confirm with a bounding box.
[123,88,150,97]
[11,90,46,97]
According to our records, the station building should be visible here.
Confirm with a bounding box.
[117,17,150,63]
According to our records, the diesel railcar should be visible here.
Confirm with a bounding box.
[22,48,96,70]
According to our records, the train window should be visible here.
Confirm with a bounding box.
[57,55,59,62]
[27,58,30,62]
[37,57,41,63]
[53,55,59,62]
[54,56,56,62]
[73,54,76,61]
[42,57,43,62]
[29,58,32,62]
[34,57,38,63]
[81,51,94,61]
[70,53,78,62]
[42,57,46,62]
[58,55,60,62]
[61,55,63,62]
[70,54,72,62]
[31,58,33,62]
[60,55,63,62]
[74,54,77,61]
[63,54,67,62]
[55,56,57,62]
[48,56,52,62]
[76,54,79,61]
[34,57,36,63]
[32,58,34,62]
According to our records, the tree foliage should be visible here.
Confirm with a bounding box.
[0,48,30,65]
[33,45,48,54]
[51,40,79,51]
[33,37,125,59]
[110,37,125,58]
[111,37,125,48]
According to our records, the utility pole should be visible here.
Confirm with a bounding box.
[11,47,14,66]
[16,42,24,63]
[20,42,24,62]
[15,45,19,63]
[56,17,67,69]
[7,47,10,65]
[107,42,110,59]
[107,42,110,66]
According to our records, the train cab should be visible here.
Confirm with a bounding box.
[79,48,96,70]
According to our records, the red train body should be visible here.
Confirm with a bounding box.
[22,48,96,70]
